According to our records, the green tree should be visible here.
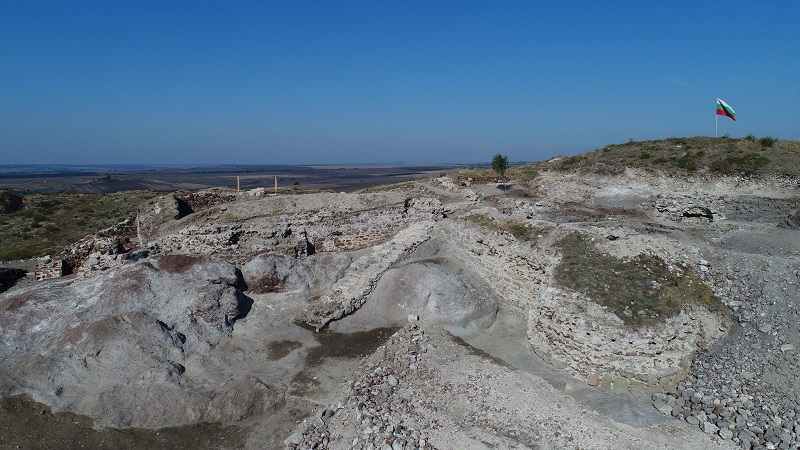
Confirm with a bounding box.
[491,153,509,179]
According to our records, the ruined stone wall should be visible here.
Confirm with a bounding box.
[527,285,727,395]
[442,220,545,316]
[34,256,63,281]
[440,215,728,395]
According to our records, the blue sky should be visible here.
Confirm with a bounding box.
[2,2,798,165]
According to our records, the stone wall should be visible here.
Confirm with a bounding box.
[34,256,63,281]
[527,285,727,394]
[442,220,546,316]
[439,214,729,395]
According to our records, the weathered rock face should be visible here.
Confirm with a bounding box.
[0,255,282,429]
[241,252,351,295]
[376,262,498,333]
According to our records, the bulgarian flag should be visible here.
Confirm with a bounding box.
[716,98,736,121]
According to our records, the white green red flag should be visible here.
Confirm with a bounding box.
[716,98,736,121]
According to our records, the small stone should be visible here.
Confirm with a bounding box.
[702,421,719,434]
[284,432,304,445]
[780,344,794,352]
[313,417,326,428]
[387,375,399,387]
[600,374,613,389]
[686,415,700,425]
[657,403,673,415]
[719,428,734,440]
[612,377,630,394]
[586,374,600,386]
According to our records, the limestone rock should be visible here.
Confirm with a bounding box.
[0,255,281,429]
[241,252,351,295]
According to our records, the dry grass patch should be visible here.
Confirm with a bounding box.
[467,214,532,242]
[555,232,726,329]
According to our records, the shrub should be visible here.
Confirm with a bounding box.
[0,191,24,214]
[467,214,531,242]
[491,153,509,178]
[760,136,776,147]
[559,155,583,169]
[639,152,652,159]
[676,153,698,171]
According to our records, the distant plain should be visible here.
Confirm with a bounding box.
[0,164,472,194]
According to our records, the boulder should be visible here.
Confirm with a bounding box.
[241,252,351,295]
[0,255,281,429]
[368,261,498,333]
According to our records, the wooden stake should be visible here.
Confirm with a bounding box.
[274,175,278,194]
[237,176,240,199]
[136,211,143,247]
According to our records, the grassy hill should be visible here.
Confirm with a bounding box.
[535,136,800,176]
[0,191,157,261]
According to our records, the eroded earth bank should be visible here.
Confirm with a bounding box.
[1,163,799,449]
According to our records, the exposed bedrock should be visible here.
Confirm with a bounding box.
[241,252,352,295]
[369,260,498,333]
[0,255,282,429]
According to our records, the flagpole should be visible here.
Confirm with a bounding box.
[715,98,718,138]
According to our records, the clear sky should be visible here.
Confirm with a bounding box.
[2,1,798,165]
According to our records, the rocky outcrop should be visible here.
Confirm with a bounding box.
[371,261,498,333]
[0,255,281,429]
[296,221,436,330]
[241,252,351,295]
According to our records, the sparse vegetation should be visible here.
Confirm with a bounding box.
[507,164,539,182]
[711,153,771,174]
[534,136,797,176]
[560,155,584,169]
[467,214,532,242]
[555,232,726,329]
[0,191,157,261]
[676,153,698,171]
